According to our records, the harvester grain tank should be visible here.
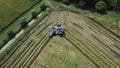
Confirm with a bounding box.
[49,24,64,37]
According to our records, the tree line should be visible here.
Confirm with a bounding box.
[54,0,120,13]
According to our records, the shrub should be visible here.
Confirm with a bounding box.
[20,19,28,28]
[41,5,47,11]
[62,0,70,5]
[3,39,7,43]
[95,1,107,13]
[7,31,16,39]
[78,0,86,8]
[53,0,61,2]
[40,2,47,11]
[31,11,38,19]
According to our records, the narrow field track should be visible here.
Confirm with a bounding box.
[64,35,99,68]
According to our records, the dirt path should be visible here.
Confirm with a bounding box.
[46,0,56,10]
[0,30,24,53]
[46,0,61,10]
[0,12,44,53]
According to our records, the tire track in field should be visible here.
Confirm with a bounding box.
[64,35,100,68]
[85,18,120,49]
[28,38,51,68]
[65,31,114,67]
[68,13,120,56]
[64,27,108,67]
[68,20,120,67]
[71,20,120,56]
[28,23,61,67]
[67,11,119,67]
[62,12,103,67]
[84,16,120,43]
[63,14,119,67]
[81,17,120,56]
[22,35,49,68]
[10,21,54,67]
[12,36,46,68]
[92,35,120,58]
[20,34,49,68]
[0,12,51,67]
[63,23,104,67]
[15,15,58,67]
[62,38,95,67]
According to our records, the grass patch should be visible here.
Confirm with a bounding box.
[0,0,39,31]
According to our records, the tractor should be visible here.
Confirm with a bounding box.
[49,24,64,37]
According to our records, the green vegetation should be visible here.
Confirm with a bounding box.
[20,19,28,28]
[7,31,16,39]
[54,0,120,11]
[0,0,39,31]
[0,2,42,48]
[40,3,48,11]
[95,1,107,13]
[31,11,38,19]
[0,7,53,63]
[62,0,70,5]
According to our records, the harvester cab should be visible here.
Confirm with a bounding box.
[49,24,64,37]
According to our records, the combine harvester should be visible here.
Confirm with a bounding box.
[49,24,64,37]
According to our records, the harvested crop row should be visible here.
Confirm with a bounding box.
[65,21,120,67]
[63,37,96,68]
[64,12,120,64]
[14,34,49,68]
[2,24,51,68]
[9,18,56,67]
[0,10,50,66]
[84,17,120,48]
[65,24,120,67]
[65,31,114,67]
[0,12,55,67]
[62,22,119,67]
[68,22,120,66]
[1,39,34,67]
[25,35,50,68]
